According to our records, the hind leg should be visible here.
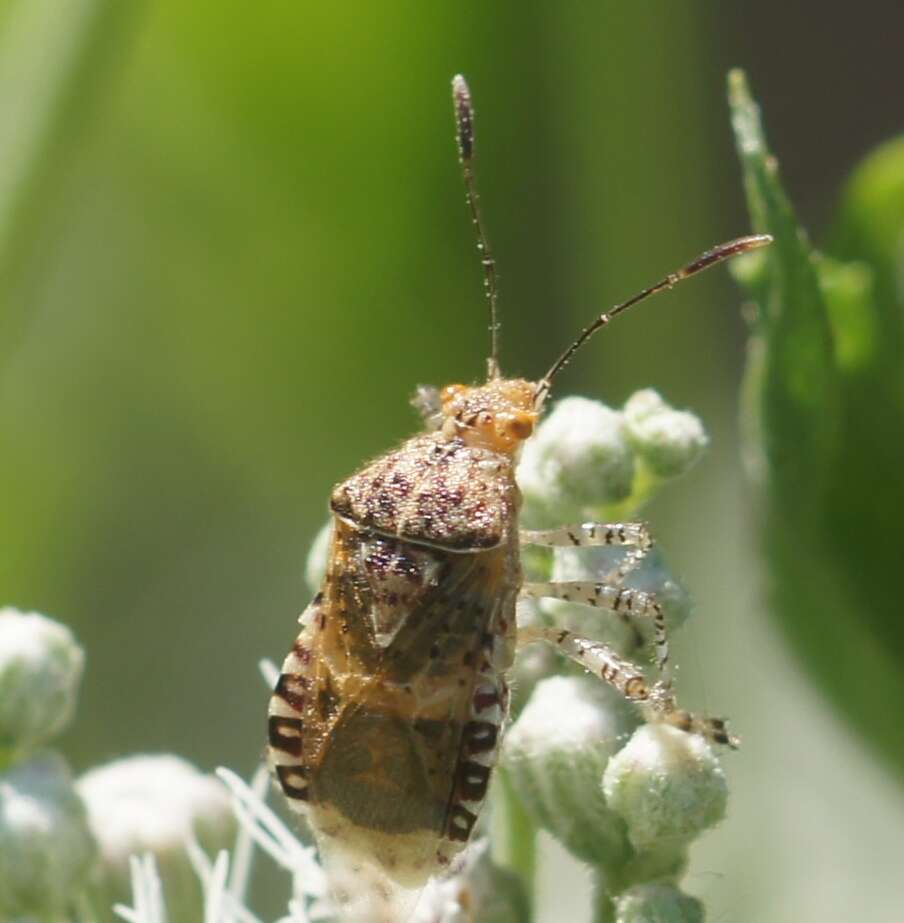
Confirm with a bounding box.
[521,577,672,689]
[516,625,736,748]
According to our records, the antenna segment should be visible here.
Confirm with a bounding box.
[535,234,772,405]
[452,75,501,380]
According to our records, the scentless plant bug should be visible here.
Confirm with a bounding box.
[267,74,770,923]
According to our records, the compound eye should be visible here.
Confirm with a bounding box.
[497,410,535,442]
[478,412,494,427]
[508,411,535,440]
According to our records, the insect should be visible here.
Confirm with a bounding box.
[267,75,770,922]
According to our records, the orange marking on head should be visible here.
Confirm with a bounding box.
[439,379,538,454]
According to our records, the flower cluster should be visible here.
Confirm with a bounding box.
[0,389,729,923]
[79,755,237,922]
[501,391,727,919]
[0,608,95,920]
[0,608,241,922]
[518,389,707,527]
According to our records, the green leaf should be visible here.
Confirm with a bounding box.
[831,135,904,368]
[729,70,904,777]
[816,255,877,374]
[728,69,841,504]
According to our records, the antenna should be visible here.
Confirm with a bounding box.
[534,234,772,405]
[452,74,501,380]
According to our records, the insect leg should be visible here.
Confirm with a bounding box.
[521,580,671,688]
[521,521,652,550]
[521,521,652,586]
[517,625,736,748]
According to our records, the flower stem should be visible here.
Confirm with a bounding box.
[492,767,537,914]
[592,883,616,923]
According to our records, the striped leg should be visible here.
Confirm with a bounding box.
[521,579,671,689]
[520,521,653,586]
[517,626,736,748]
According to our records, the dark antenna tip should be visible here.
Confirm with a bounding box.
[535,233,774,405]
[452,74,473,162]
[451,74,500,379]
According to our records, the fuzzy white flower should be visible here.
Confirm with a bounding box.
[0,607,84,762]
[78,755,235,920]
[623,390,707,479]
[503,675,638,866]
[519,397,634,526]
[0,751,97,919]
[111,764,329,923]
[602,724,727,853]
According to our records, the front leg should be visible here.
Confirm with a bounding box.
[521,521,652,587]
[521,521,652,550]
[517,625,736,748]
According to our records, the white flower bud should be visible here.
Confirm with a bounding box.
[623,390,707,479]
[602,724,727,853]
[0,608,84,762]
[78,755,235,920]
[0,752,97,918]
[614,882,703,923]
[304,520,333,593]
[518,397,634,526]
[503,675,638,866]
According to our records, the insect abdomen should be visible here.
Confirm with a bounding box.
[269,515,518,884]
[267,624,318,809]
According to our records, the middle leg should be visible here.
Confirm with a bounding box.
[521,579,671,688]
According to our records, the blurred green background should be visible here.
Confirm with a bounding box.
[1,2,903,921]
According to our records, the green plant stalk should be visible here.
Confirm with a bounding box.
[493,766,538,917]
[592,876,616,923]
